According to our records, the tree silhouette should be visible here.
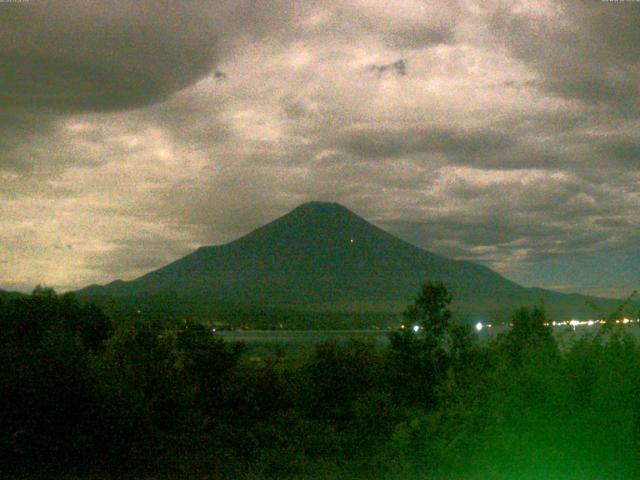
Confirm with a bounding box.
[388,281,453,407]
[404,280,452,343]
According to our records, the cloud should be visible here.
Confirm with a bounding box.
[368,59,407,76]
[1,0,640,297]
[0,0,290,113]
[82,237,197,279]
[0,113,55,172]
[490,1,640,113]
[334,125,514,161]
[340,0,459,49]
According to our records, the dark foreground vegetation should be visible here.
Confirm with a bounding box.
[2,284,640,479]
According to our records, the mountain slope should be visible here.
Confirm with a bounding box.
[78,202,630,322]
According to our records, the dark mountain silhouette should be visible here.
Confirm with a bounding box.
[78,202,630,322]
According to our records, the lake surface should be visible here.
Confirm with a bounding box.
[216,329,391,344]
[215,323,640,356]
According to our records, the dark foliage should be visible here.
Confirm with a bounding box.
[404,280,452,341]
[2,284,640,479]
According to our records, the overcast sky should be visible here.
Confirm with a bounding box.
[1,0,639,298]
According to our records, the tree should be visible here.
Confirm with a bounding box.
[388,281,453,407]
[0,288,105,473]
[175,319,244,413]
[404,281,452,343]
[304,339,380,422]
[501,306,557,364]
[508,306,552,345]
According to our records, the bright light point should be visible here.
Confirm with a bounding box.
[350,238,354,243]
[475,322,483,332]
[587,320,595,326]
[570,320,579,328]
[413,325,420,333]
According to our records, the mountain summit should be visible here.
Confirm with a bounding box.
[78,202,625,321]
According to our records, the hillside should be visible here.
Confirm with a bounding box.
[78,202,631,323]
[0,289,25,302]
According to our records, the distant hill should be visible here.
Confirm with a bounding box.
[0,289,26,302]
[77,201,634,323]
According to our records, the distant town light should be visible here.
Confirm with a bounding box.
[475,322,483,332]
[350,238,354,244]
[413,325,420,333]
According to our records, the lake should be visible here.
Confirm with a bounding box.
[215,323,640,356]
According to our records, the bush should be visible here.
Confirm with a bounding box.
[4,285,640,479]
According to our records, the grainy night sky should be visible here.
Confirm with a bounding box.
[1,0,639,297]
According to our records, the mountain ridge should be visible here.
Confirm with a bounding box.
[77,201,633,322]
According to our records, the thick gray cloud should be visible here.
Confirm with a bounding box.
[334,126,514,161]
[1,0,640,298]
[491,1,640,112]
[0,0,291,112]
[0,0,287,173]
